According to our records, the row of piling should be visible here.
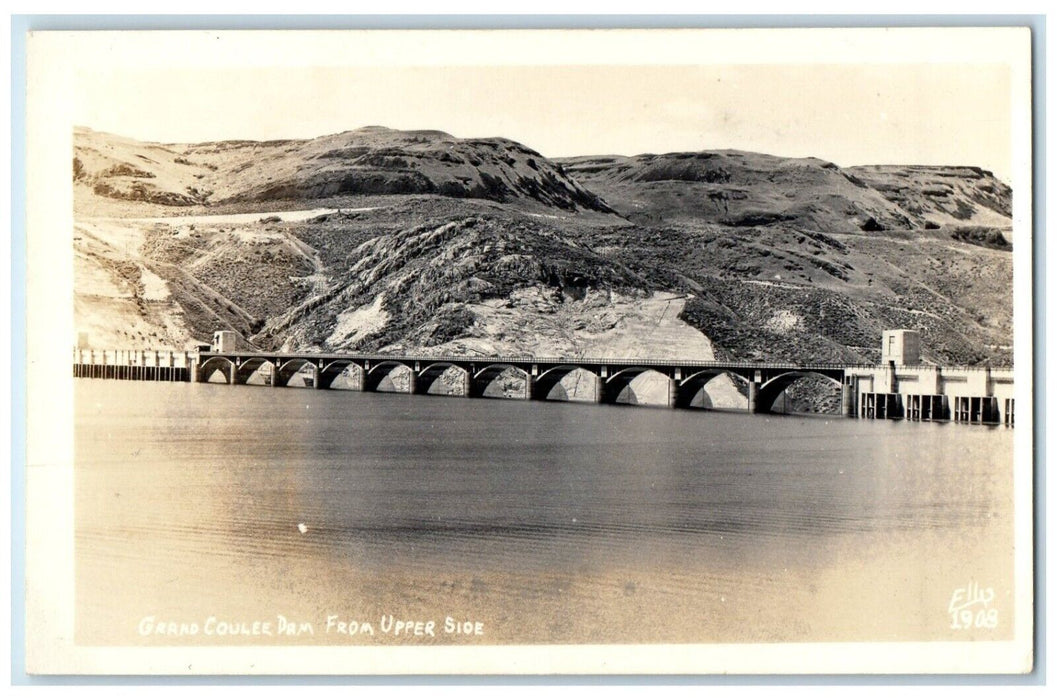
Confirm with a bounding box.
[72,349,192,383]
[859,391,1014,426]
[73,363,189,382]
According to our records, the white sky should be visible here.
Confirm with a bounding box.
[63,30,1020,182]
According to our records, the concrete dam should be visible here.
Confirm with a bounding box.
[72,330,1015,426]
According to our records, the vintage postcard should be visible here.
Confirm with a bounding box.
[23,26,1034,675]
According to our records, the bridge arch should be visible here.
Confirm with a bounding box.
[364,360,414,393]
[416,362,470,396]
[756,371,843,414]
[235,357,276,385]
[275,359,317,388]
[198,356,235,383]
[604,367,672,406]
[318,360,364,390]
[534,364,599,402]
[677,369,752,409]
[471,363,530,399]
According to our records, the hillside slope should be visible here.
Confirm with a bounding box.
[845,164,1013,230]
[73,128,1015,412]
[558,151,1012,234]
[557,149,1013,367]
[74,126,612,216]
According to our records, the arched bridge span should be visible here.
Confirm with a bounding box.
[194,351,854,414]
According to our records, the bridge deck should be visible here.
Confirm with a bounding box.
[197,351,853,372]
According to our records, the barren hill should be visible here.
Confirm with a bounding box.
[558,150,1013,367]
[557,151,1012,234]
[845,164,1013,230]
[73,127,1014,409]
[74,126,611,216]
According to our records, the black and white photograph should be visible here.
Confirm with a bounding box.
[23,26,1034,675]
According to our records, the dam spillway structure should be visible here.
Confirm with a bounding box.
[72,330,1014,426]
[846,330,1014,426]
[72,348,192,382]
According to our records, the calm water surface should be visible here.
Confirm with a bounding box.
[75,379,1015,645]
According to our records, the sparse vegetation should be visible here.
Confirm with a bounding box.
[949,225,1011,251]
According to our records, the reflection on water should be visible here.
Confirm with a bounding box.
[75,379,1014,645]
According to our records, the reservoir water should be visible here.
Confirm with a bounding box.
[75,379,1015,645]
